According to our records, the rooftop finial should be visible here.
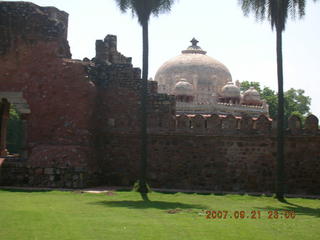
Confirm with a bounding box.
[191,38,199,46]
[182,38,206,54]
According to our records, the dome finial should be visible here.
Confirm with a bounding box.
[182,38,206,55]
[191,38,199,46]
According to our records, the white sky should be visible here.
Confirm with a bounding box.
[5,0,320,117]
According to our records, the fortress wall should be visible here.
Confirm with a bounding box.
[99,131,320,194]
[0,2,319,193]
[94,61,319,194]
[101,86,319,195]
[89,36,319,194]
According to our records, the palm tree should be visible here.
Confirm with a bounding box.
[238,0,318,200]
[115,0,175,197]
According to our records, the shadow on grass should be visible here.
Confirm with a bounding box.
[91,200,207,210]
[258,199,320,218]
[154,190,213,196]
[0,188,53,193]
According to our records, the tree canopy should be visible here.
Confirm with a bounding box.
[240,81,311,123]
[239,0,308,31]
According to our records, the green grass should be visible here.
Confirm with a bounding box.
[0,189,319,240]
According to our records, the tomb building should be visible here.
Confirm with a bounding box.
[154,38,269,117]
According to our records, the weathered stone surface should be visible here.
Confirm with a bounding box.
[0,2,70,57]
[191,115,205,130]
[288,115,302,134]
[240,113,253,132]
[177,115,190,129]
[206,114,221,133]
[221,114,237,130]
[305,115,319,133]
[255,115,271,134]
[99,133,320,194]
[0,2,97,185]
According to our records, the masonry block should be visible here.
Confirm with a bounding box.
[305,115,319,133]
[256,115,271,134]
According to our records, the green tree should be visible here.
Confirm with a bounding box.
[240,81,311,124]
[284,88,311,120]
[261,86,278,119]
[240,81,261,93]
[238,0,319,200]
[114,0,175,198]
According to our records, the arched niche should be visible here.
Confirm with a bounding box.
[0,92,31,158]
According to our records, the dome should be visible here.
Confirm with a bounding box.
[174,80,193,95]
[221,81,240,98]
[243,87,261,105]
[154,38,232,103]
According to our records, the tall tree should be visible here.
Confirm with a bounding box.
[238,0,318,200]
[115,0,175,197]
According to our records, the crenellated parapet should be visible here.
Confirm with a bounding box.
[108,112,319,136]
[183,113,271,134]
[305,115,319,133]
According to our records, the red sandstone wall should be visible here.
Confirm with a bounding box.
[100,133,320,194]
[0,2,97,170]
[0,44,97,168]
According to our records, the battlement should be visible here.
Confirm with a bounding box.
[108,113,319,136]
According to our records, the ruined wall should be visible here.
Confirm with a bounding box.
[0,2,175,188]
[0,2,70,58]
[0,2,97,187]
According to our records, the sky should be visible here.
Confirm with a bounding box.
[5,0,320,117]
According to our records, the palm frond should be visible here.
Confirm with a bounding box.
[114,0,131,12]
[115,0,176,25]
[238,0,307,32]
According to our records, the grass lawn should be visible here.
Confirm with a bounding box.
[0,189,319,240]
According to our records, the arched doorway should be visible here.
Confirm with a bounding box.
[0,92,30,159]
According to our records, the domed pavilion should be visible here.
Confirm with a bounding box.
[154,38,269,117]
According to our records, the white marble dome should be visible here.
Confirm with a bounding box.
[174,80,193,95]
[243,87,262,105]
[221,81,240,98]
[155,38,232,103]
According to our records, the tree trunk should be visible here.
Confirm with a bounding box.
[276,26,285,200]
[139,20,149,195]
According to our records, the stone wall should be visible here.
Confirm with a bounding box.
[99,114,320,195]
[0,2,175,188]
[0,159,88,188]
[0,2,319,195]
[0,1,70,57]
[0,2,97,186]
